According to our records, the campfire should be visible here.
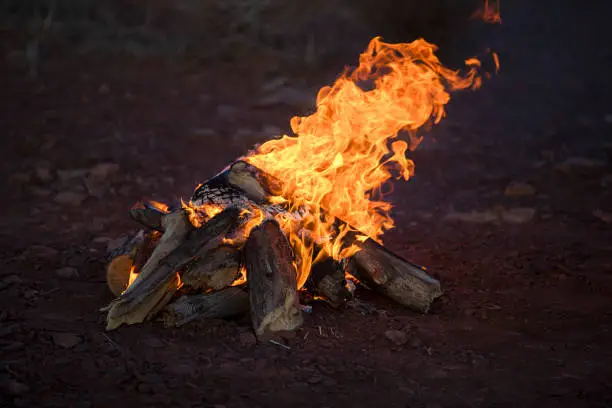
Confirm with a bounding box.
[102,37,486,339]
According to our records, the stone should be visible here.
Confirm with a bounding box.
[22,245,59,261]
[54,191,87,206]
[89,162,119,182]
[55,267,79,278]
[261,125,282,138]
[106,235,128,253]
[443,210,497,223]
[504,182,536,197]
[52,332,82,348]
[500,207,536,224]
[556,157,607,175]
[384,329,408,346]
[57,169,88,184]
[260,76,288,93]
[35,165,54,183]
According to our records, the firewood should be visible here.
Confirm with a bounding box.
[106,230,146,297]
[244,219,303,338]
[346,238,442,313]
[181,245,242,291]
[161,287,249,327]
[213,160,443,312]
[306,257,351,308]
[102,206,245,330]
[128,202,168,231]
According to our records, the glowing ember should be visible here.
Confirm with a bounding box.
[473,0,502,24]
[243,37,484,286]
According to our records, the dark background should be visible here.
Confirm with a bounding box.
[1,0,611,407]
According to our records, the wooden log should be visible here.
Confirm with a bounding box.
[161,287,250,327]
[102,206,245,330]
[181,245,242,291]
[106,230,146,297]
[128,202,168,232]
[211,160,443,312]
[306,257,351,308]
[244,219,303,338]
[346,238,442,313]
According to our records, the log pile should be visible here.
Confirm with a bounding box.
[102,160,443,339]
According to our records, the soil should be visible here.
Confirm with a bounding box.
[1,0,612,407]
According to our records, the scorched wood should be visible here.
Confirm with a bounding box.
[161,287,249,327]
[103,206,245,330]
[180,244,242,292]
[244,219,303,338]
[346,238,442,312]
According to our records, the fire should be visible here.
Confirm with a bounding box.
[245,37,483,286]
[473,0,502,24]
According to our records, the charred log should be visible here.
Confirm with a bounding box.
[306,257,351,308]
[244,219,303,338]
[161,287,249,327]
[102,206,245,330]
[346,238,442,313]
[181,245,242,292]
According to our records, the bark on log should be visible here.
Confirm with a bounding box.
[128,202,168,232]
[306,257,351,308]
[245,219,303,338]
[181,245,242,291]
[346,238,442,313]
[161,287,249,327]
[102,206,245,330]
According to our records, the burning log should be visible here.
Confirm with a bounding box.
[106,230,146,297]
[161,287,249,327]
[245,219,303,338]
[347,238,442,312]
[180,244,242,292]
[102,206,244,330]
[306,257,351,308]
[128,202,167,232]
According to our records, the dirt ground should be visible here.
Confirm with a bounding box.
[1,0,612,407]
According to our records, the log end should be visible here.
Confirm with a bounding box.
[254,290,303,338]
[106,254,133,297]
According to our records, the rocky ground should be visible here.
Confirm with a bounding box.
[1,0,612,407]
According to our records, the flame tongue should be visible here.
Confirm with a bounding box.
[245,37,482,285]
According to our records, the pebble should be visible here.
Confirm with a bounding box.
[89,162,119,182]
[443,210,497,223]
[52,332,82,349]
[55,267,79,278]
[556,157,607,175]
[384,329,408,346]
[238,331,257,348]
[500,207,536,224]
[22,245,59,261]
[35,165,54,183]
[54,191,87,206]
[57,169,88,184]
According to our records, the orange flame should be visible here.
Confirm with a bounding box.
[473,0,502,24]
[245,37,482,286]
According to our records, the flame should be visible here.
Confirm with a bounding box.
[244,37,482,286]
[473,0,502,24]
[148,200,170,213]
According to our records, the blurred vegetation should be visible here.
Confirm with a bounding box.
[1,0,478,73]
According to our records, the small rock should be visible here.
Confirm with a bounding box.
[443,210,497,223]
[260,76,288,93]
[140,337,165,348]
[556,157,607,175]
[29,187,52,197]
[137,382,153,394]
[89,162,119,182]
[255,87,315,109]
[52,332,82,349]
[593,209,612,223]
[216,105,237,118]
[35,165,54,183]
[23,289,38,300]
[384,329,408,346]
[93,236,112,244]
[54,191,87,206]
[55,267,79,278]
[504,182,536,197]
[500,207,536,224]
[57,168,88,183]
[306,375,322,384]
[98,83,110,94]
[22,245,59,261]
[233,128,254,140]
[238,331,257,348]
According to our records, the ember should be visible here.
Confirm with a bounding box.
[103,36,489,338]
